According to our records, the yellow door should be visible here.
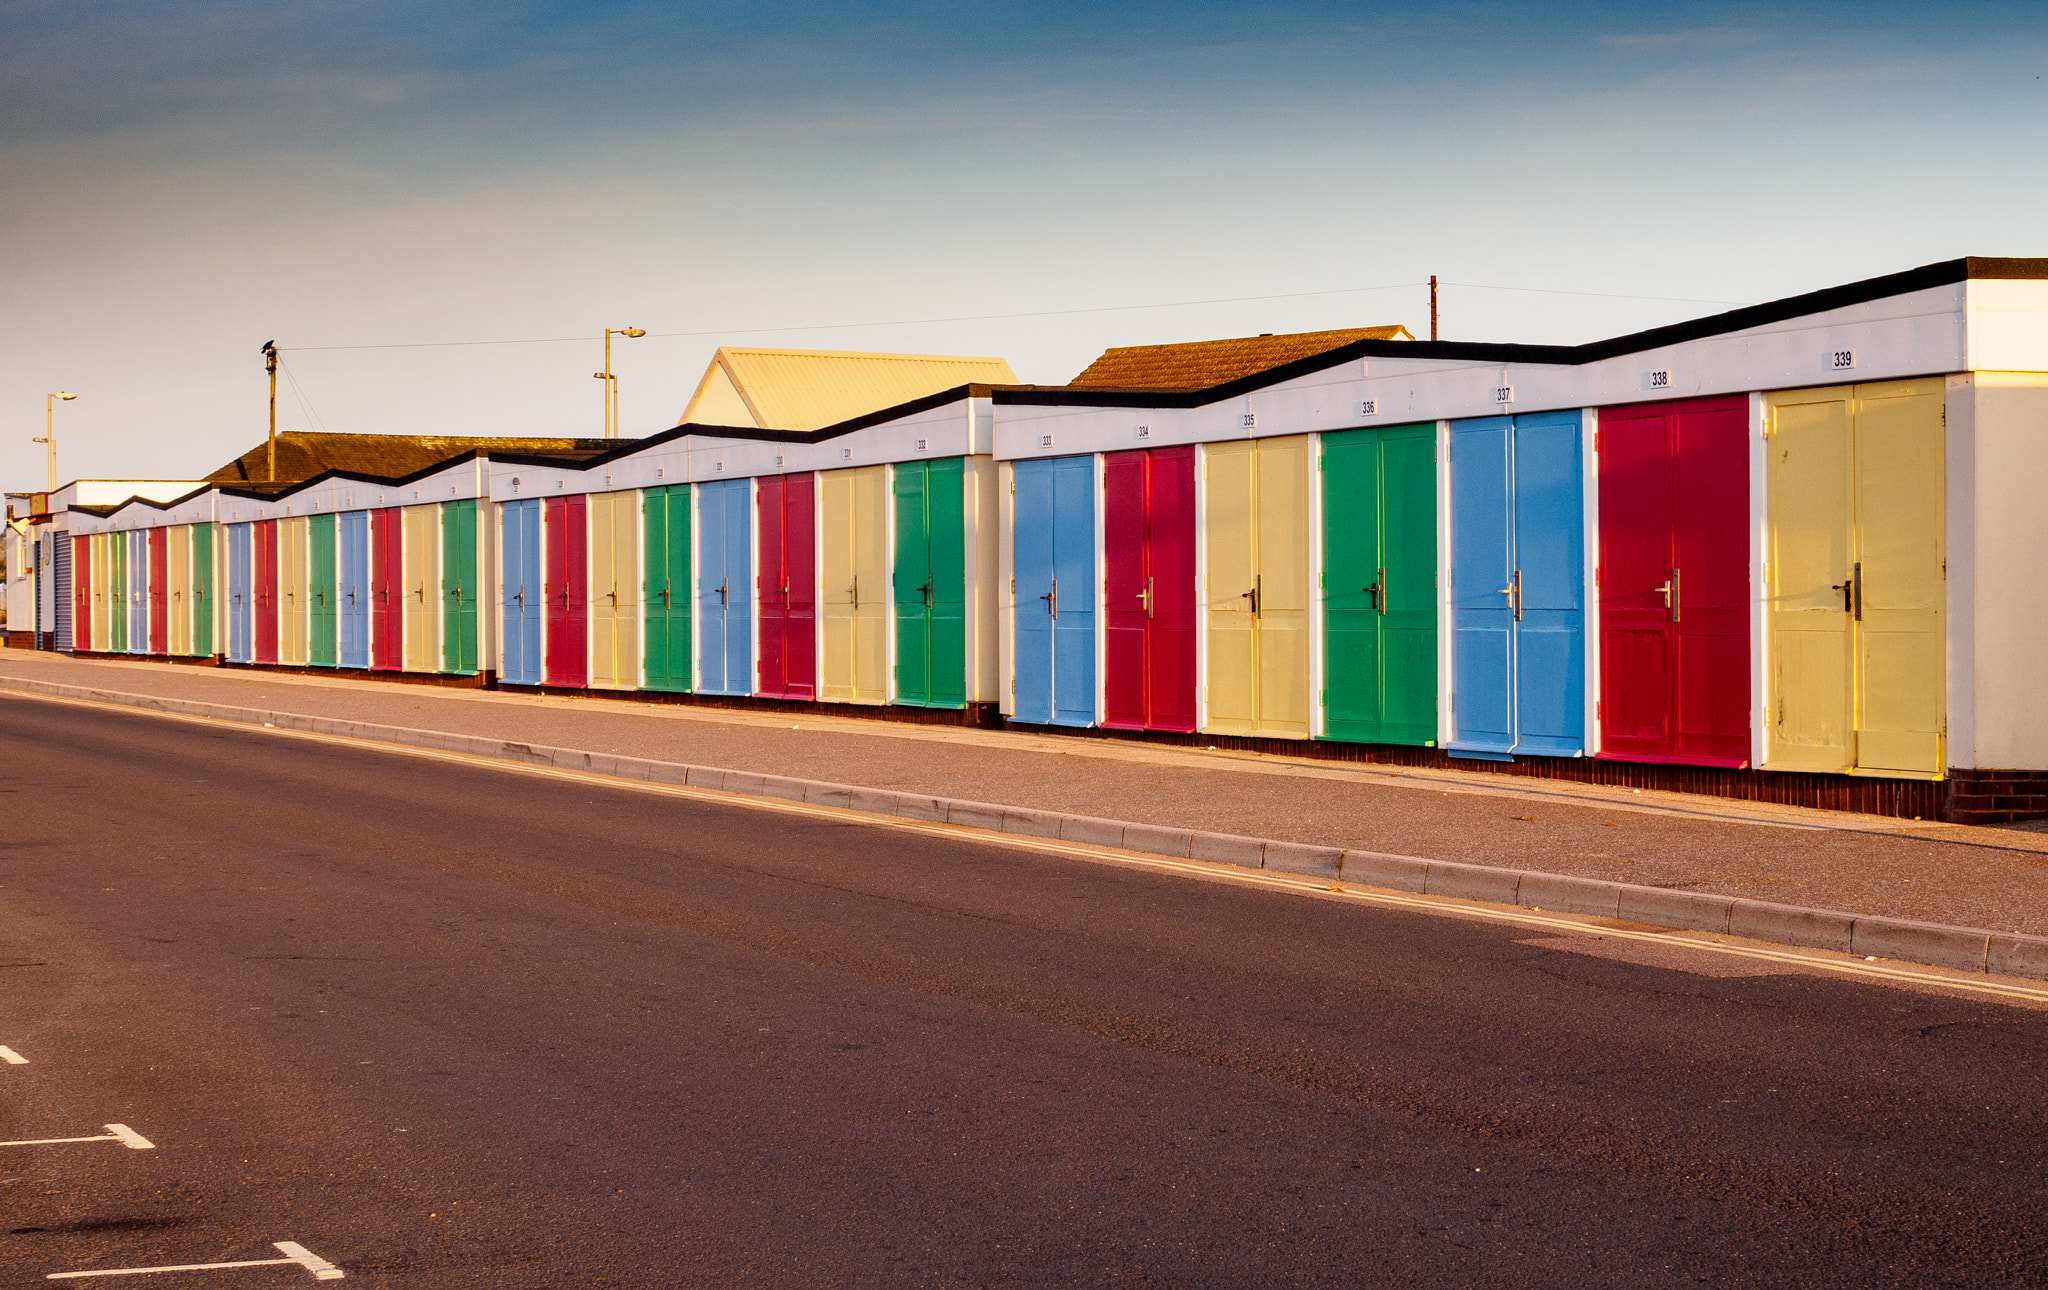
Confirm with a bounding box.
[589,491,640,689]
[1768,388,1854,771]
[278,517,308,665]
[1203,437,1312,738]
[1853,380,1945,775]
[821,465,888,703]
[1204,442,1257,733]
[1765,380,1944,776]
[403,504,438,672]
[91,534,108,651]
[167,525,191,656]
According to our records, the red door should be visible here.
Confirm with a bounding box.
[253,519,279,664]
[147,529,168,654]
[1102,446,1197,731]
[544,494,588,688]
[73,535,91,651]
[371,507,402,670]
[756,473,817,699]
[1598,395,1749,766]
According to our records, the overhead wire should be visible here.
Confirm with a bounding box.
[278,279,1753,354]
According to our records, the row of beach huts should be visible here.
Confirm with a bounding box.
[11,257,2048,822]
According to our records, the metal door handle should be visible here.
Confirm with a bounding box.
[850,576,859,610]
[1041,579,1058,619]
[919,579,932,607]
[719,579,728,607]
[1831,576,1853,614]
[1852,562,1862,621]
[1665,567,1680,622]
[608,584,617,606]
[1503,570,1521,621]
[1367,568,1386,615]
[659,578,670,605]
[1242,575,1261,617]
[1140,575,1154,618]
[514,588,523,606]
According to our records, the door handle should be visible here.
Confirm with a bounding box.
[1831,575,1853,615]
[513,587,523,607]
[1664,567,1680,622]
[1502,570,1522,621]
[659,578,671,606]
[1140,575,1154,618]
[1367,568,1386,615]
[919,579,932,608]
[1041,579,1058,619]
[1852,562,1862,622]
[719,579,729,607]
[1241,575,1261,618]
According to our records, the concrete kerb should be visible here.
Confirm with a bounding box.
[9,672,2048,986]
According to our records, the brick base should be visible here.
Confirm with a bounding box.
[1944,770,2048,825]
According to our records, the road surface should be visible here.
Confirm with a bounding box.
[1,695,2044,1286]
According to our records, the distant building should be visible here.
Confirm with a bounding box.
[680,348,1019,431]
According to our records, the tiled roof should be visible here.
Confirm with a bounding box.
[1066,325,1413,391]
[205,432,618,486]
[682,348,1019,431]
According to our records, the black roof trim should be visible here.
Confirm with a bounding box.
[491,385,994,470]
[994,257,2040,409]
[67,483,216,519]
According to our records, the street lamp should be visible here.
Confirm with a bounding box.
[34,392,76,491]
[598,327,646,439]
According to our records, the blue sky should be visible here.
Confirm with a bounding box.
[3,1,2044,483]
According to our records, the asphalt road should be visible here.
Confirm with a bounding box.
[2,695,2046,1288]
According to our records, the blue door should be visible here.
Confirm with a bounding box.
[1013,456,1097,726]
[696,479,752,695]
[1448,412,1584,757]
[500,499,542,685]
[128,530,147,654]
[227,523,253,663]
[338,511,369,668]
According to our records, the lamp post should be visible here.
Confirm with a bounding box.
[598,327,646,439]
[34,392,76,491]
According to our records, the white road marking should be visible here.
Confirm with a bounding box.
[0,1046,26,1064]
[48,1241,344,1280]
[1,1124,154,1150]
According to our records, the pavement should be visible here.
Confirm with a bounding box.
[5,649,2048,940]
[5,698,2048,1286]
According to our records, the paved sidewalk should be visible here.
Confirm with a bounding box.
[7,649,2048,936]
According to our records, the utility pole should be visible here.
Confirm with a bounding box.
[1429,276,1439,342]
[261,340,278,482]
[599,327,646,439]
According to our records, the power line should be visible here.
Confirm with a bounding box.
[278,279,1750,354]
[277,358,332,434]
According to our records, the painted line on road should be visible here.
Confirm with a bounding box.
[35,690,2048,1007]
[2,1124,154,1150]
[49,1240,344,1280]
[1,1045,26,1064]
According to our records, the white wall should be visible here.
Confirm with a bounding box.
[1955,370,2048,769]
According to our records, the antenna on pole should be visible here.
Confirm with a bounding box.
[261,340,279,482]
[1429,276,1438,342]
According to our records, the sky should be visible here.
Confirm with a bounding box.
[3,0,2045,486]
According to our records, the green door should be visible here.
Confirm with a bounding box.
[309,513,337,666]
[110,534,128,652]
[643,485,692,691]
[892,457,966,708]
[440,499,478,674]
[192,523,215,656]
[1322,424,1437,745]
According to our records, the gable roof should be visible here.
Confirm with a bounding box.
[680,347,1019,431]
[205,432,617,487]
[1067,325,1413,391]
